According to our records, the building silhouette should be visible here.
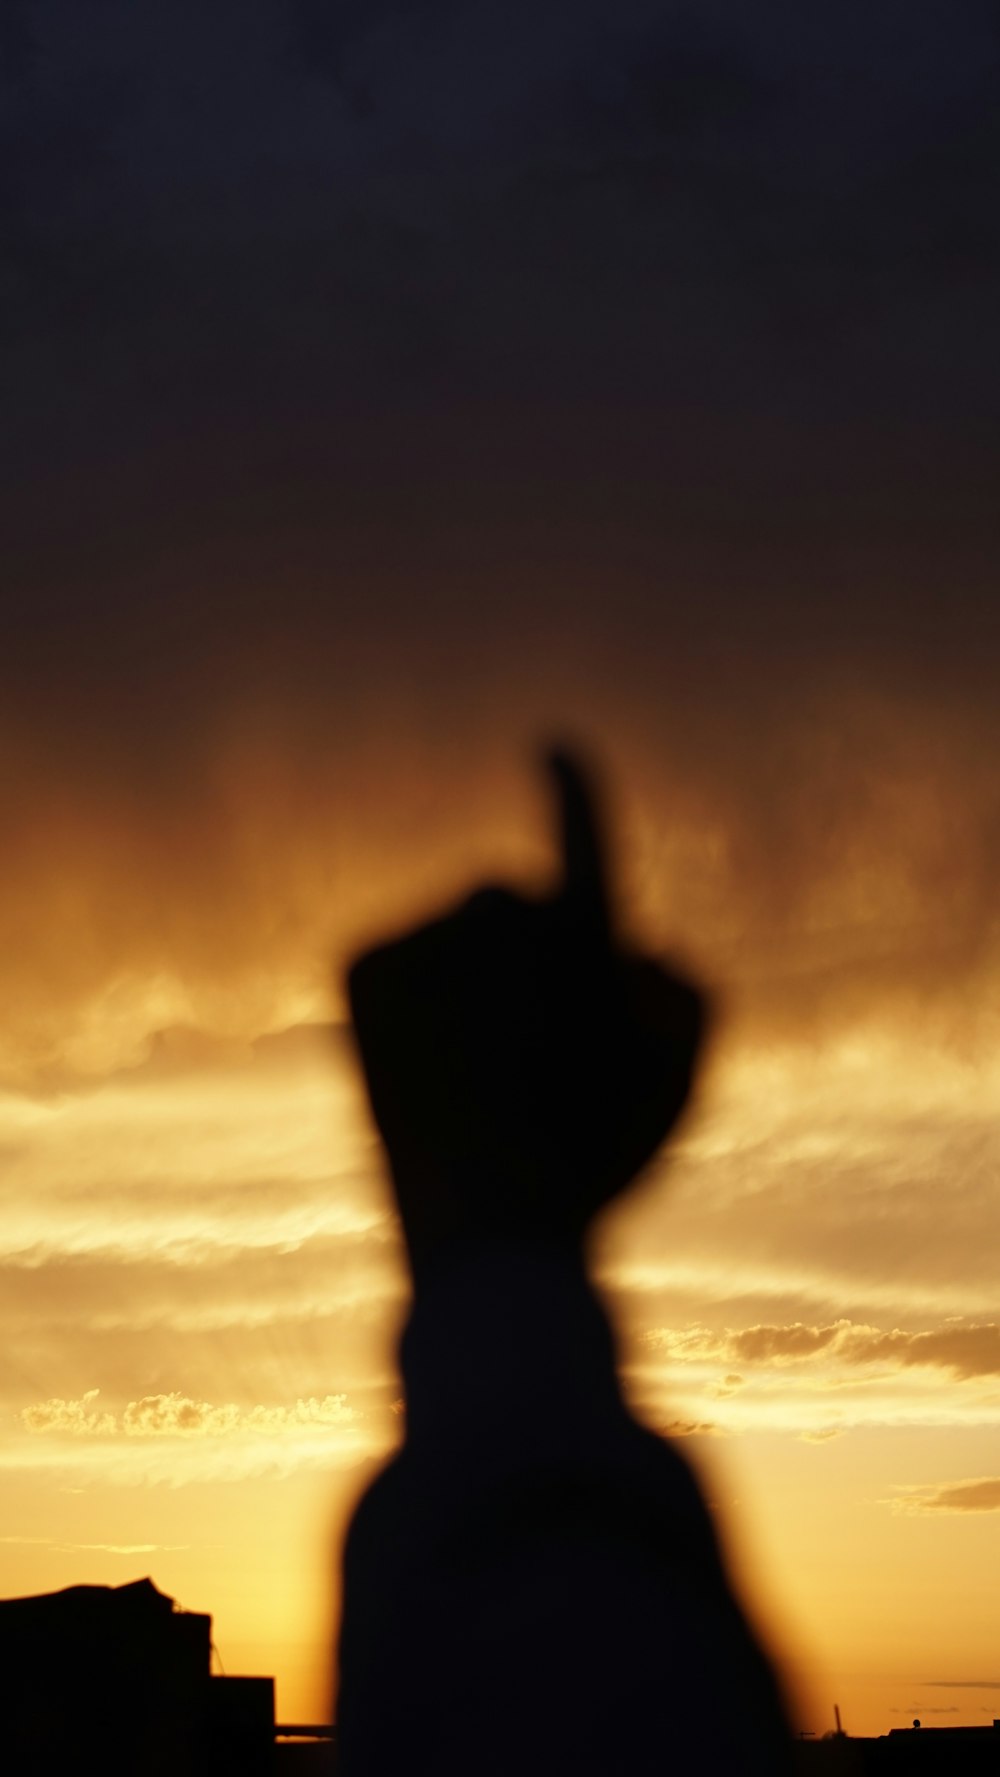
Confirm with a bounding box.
[0,1577,278,1775]
[798,1720,1000,1774]
[4,1573,992,1775]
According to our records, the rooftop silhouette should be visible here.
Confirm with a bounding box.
[0,1577,278,1775]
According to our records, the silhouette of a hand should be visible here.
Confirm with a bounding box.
[348,751,706,1280]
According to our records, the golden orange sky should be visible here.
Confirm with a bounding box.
[1,720,999,1736]
[5,0,1000,1745]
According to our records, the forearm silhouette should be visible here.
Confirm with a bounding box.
[337,753,793,1775]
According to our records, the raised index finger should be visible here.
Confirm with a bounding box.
[547,746,614,941]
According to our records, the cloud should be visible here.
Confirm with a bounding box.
[21,1388,116,1435]
[729,1325,842,1363]
[799,1427,844,1443]
[0,1535,187,1553]
[644,1320,1000,1381]
[840,1324,1000,1381]
[891,1478,1000,1515]
[890,1707,959,1716]
[60,1541,189,1555]
[710,1374,744,1399]
[922,1681,1000,1689]
[21,1389,358,1439]
[658,1419,718,1438]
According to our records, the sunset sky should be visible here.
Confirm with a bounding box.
[3,0,1000,1737]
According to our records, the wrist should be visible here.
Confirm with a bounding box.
[399,1242,624,1454]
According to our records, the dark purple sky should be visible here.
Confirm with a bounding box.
[2,0,999,1061]
[6,0,999,569]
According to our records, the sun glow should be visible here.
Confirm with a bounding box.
[0,980,996,1733]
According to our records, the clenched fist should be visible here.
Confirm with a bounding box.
[348,751,706,1281]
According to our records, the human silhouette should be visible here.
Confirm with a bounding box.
[337,751,794,1774]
